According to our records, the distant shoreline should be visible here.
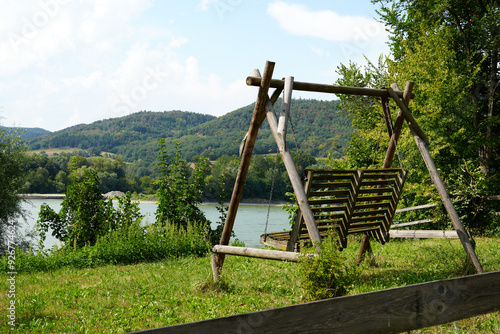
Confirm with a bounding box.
[20,194,66,199]
[20,194,287,206]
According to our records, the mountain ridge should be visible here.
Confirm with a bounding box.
[21,99,352,165]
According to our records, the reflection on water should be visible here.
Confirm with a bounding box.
[21,199,290,249]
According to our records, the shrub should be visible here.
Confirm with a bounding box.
[2,220,210,273]
[36,169,143,249]
[297,233,359,300]
[156,140,210,229]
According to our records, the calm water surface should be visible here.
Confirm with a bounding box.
[21,199,290,249]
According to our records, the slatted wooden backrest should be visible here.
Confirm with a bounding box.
[290,168,407,249]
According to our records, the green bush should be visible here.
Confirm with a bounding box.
[37,169,143,249]
[297,234,359,300]
[2,220,210,273]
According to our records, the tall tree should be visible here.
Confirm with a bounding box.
[373,0,499,177]
[334,1,499,232]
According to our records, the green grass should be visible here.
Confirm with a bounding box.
[1,237,499,333]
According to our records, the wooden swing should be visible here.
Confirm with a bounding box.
[262,168,408,252]
[211,61,483,281]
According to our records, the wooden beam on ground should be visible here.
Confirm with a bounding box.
[246,76,415,99]
[213,61,275,281]
[212,245,299,262]
[132,270,500,334]
[389,229,458,238]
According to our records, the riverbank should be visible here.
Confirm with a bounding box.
[20,194,288,206]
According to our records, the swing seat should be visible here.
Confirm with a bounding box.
[261,168,408,251]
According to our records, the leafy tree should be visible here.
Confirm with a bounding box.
[155,140,210,228]
[334,0,499,233]
[37,169,142,249]
[373,0,499,180]
[0,127,29,254]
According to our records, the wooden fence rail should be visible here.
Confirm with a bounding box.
[131,270,500,334]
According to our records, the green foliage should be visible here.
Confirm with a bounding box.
[210,173,231,245]
[0,127,29,253]
[297,234,359,300]
[334,57,390,169]
[444,160,500,236]
[365,0,499,233]
[155,140,210,229]
[6,220,210,273]
[37,170,143,249]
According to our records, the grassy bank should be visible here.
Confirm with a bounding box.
[2,237,499,333]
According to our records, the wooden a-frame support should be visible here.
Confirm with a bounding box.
[212,61,483,281]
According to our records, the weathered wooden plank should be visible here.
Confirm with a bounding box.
[395,203,438,213]
[246,76,415,99]
[133,271,500,334]
[391,219,435,228]
[390,230,459,239]
[213,245,299,262]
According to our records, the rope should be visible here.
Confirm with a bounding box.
[264,93,300,241]
[263,153,279,242]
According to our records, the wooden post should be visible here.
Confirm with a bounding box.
[383,82,415,165]
[386,86,429,145]
[411,128,483,274]
[387,86,483,274]
[357,81,414,265]
[213,61,275,281]
[264,99,323,247]
[277,76,294,151]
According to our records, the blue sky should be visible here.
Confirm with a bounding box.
[0,0,389,132]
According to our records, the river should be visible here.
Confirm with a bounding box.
[20,199,291,249]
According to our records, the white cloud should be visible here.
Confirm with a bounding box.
[267,1,387,43]
[0,0,153,75]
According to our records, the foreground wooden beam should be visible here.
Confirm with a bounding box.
[132,270,500,334]
[246,76,415,99]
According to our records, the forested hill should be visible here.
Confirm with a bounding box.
[25,99,352,163]
[2,126,51,138]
